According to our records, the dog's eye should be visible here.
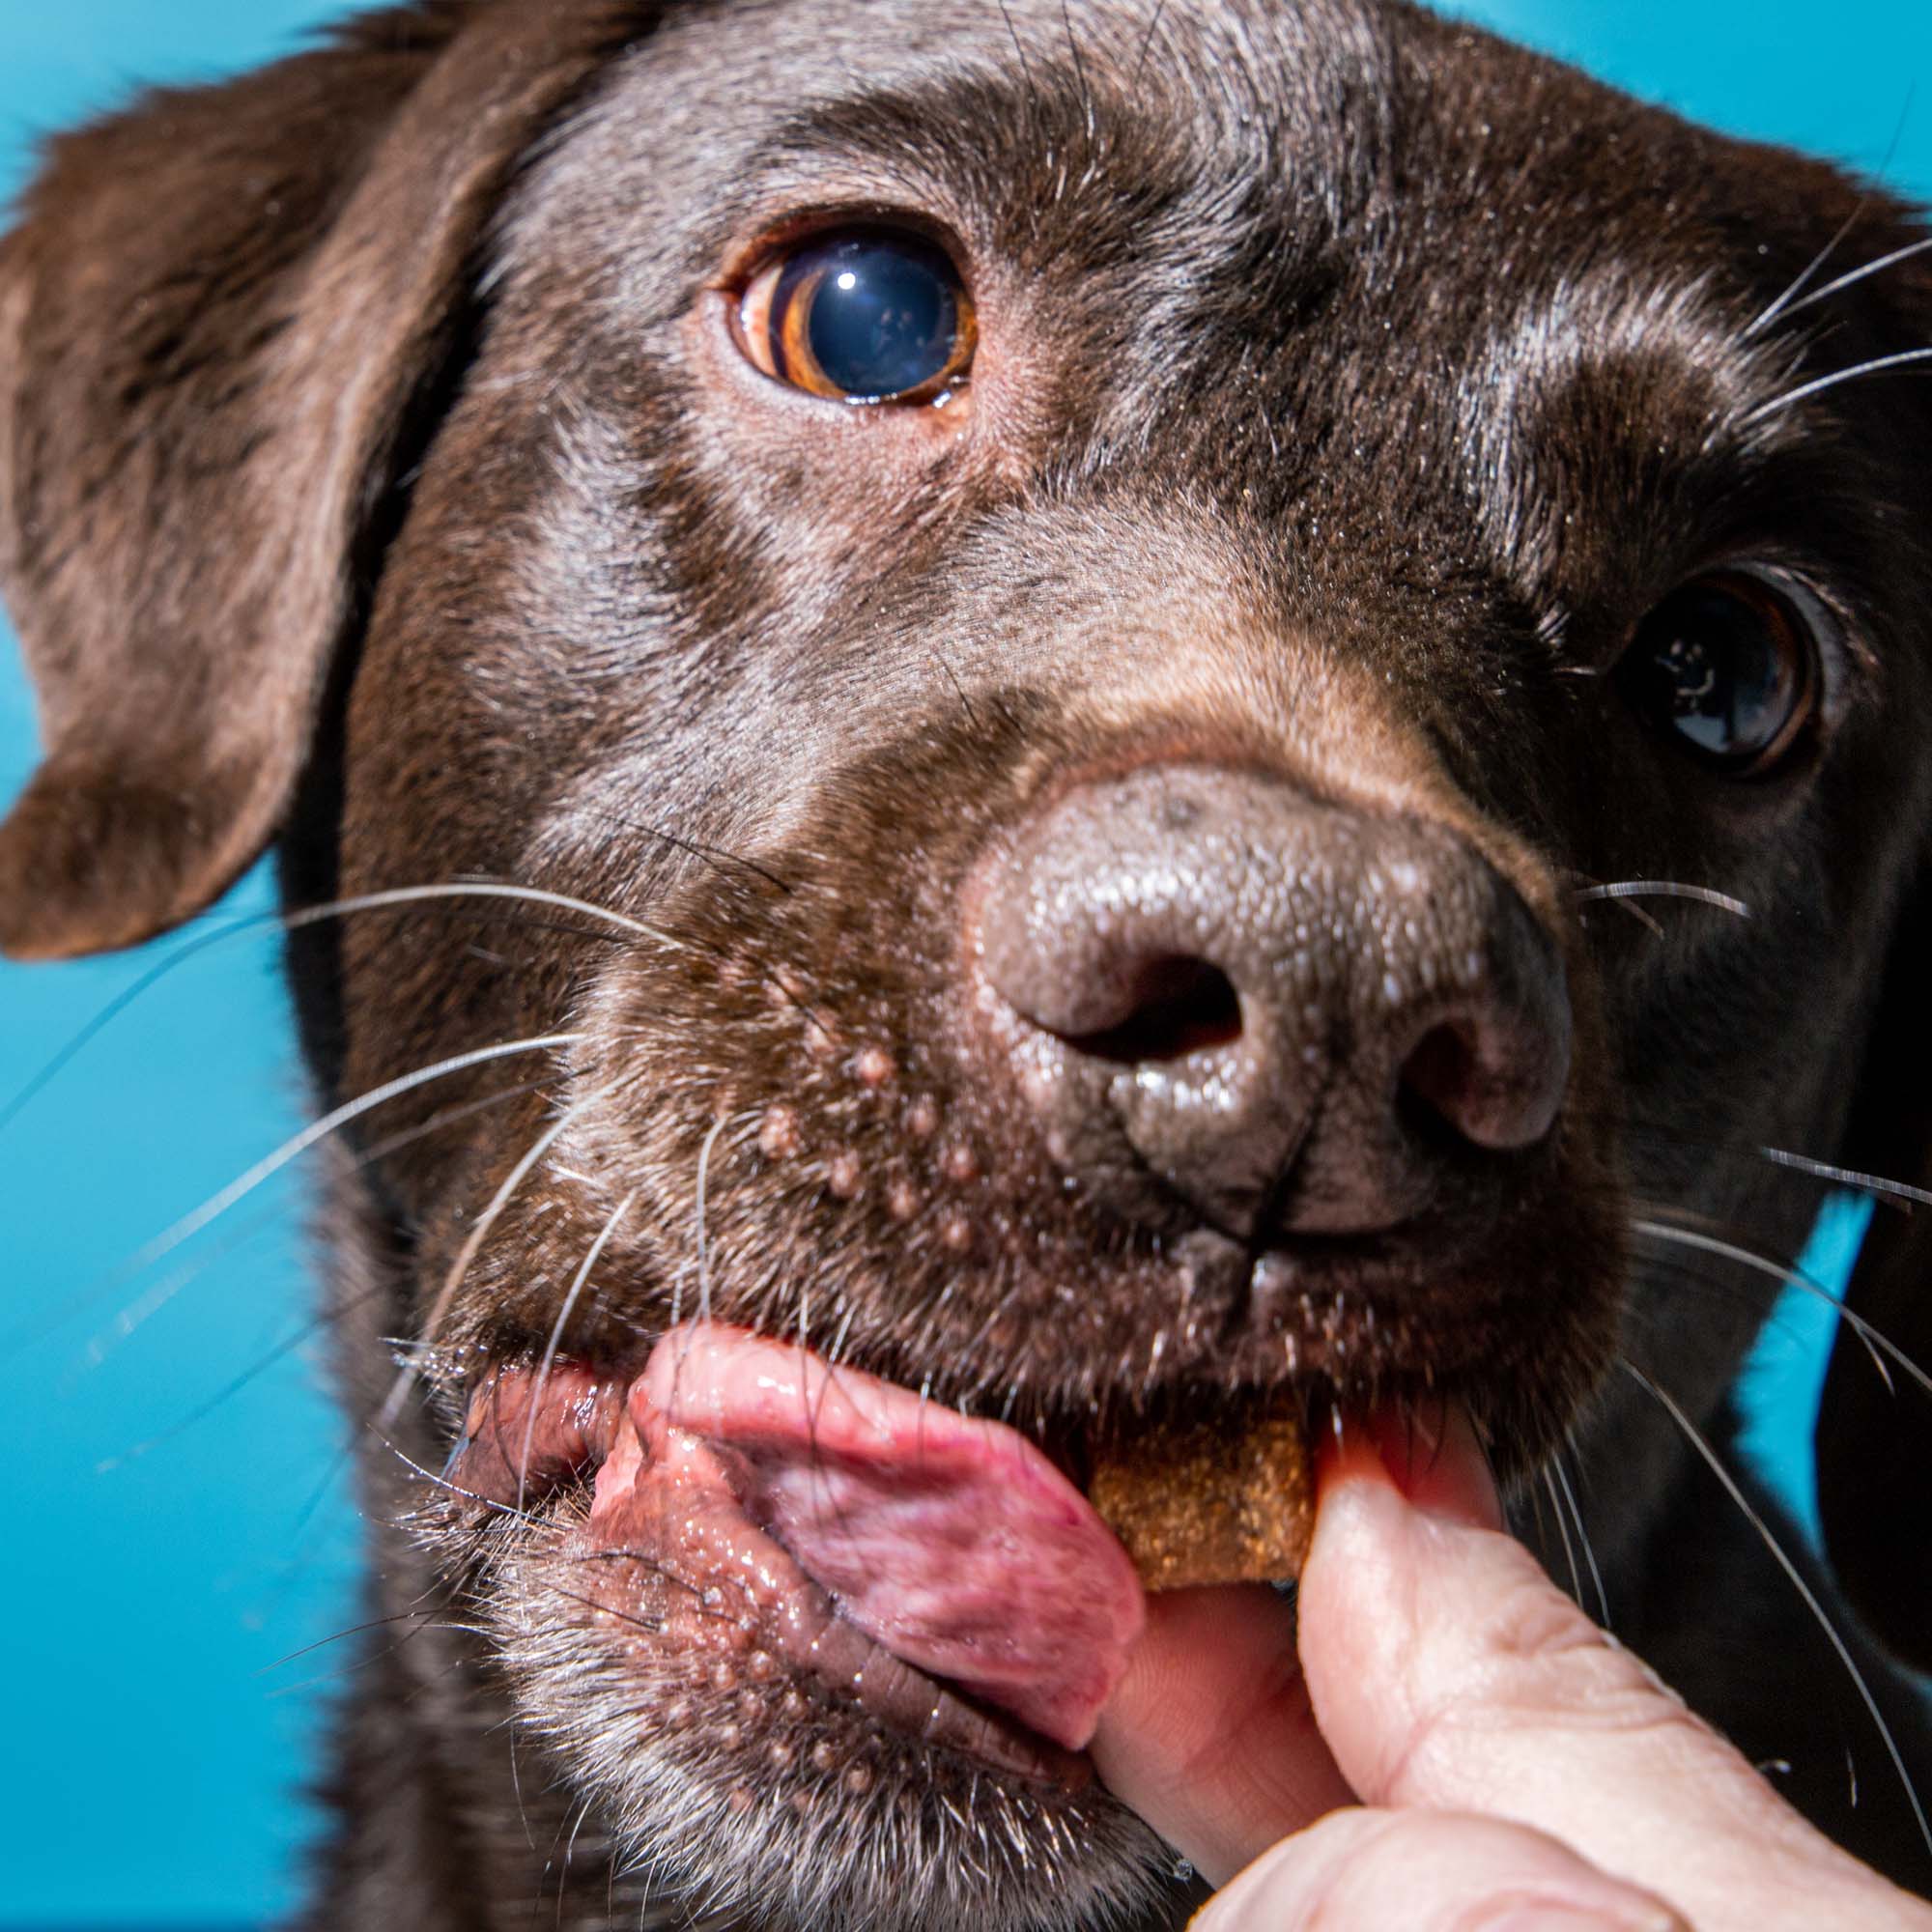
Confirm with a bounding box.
[736,230,976,403]
[1617,572,1822,775]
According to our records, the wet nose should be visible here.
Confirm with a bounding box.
[978,766,1572,1237]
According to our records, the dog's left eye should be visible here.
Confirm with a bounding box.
[735,229,976,403]
[1616,571,1823,775]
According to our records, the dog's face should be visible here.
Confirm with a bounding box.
[4,1,1932,1926]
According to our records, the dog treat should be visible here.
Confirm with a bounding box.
[1089,1398,1313,1591]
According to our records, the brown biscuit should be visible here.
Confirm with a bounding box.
[1089,1400,1313,1592]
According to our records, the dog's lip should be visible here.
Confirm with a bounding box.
[448,1357,630,1508]
[449,1327,1146,1782]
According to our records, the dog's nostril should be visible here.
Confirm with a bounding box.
[979,767,1574,1237]
[1065,957,1242,1065]
[1398,1021,1481,1137]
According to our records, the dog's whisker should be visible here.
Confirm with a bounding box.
[63,1075,560,1376]
[1745,96,1916,339]
[1747,197,1872,337]
[1619,1358,1932,1864]
[378,1427,541,1523]
[1605,1121,1932,1215]
[1612,898,1666,937]
[10,1034,581,1360]
[923,639,982,732]
[554,1789,597,1901]
[414,1084,614,1346]
[569,807,794,896]
[1541,1464,1585,1610]
[519,1189,638,1515]
[1745,344,1932,422]
[261,1605,454,1679]
[1058,0,1094,138]
[1753,1146,1932,1212]
[263,1632,470,1705]
[505,1730,539,1864]
[91,1271,399,1474]
[1775,236,1932,326]
[0,882,658,1140]
[1631,1215,1929,1398]
[1575,880,1752,919]
[60,1198,289,1382]
[384,1078,630,1429]
[693,1112,743,1333]
[1550,1445,1611,1631]
[307,879,672,945]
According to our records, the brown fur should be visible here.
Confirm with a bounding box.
[3,3,1931,1926]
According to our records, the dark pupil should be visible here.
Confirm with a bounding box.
[1625,585,1790,763]
[781,236,958,399]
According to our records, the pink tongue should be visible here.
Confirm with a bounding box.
[637,1325,1146,1751]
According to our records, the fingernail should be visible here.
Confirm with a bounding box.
[1316,1403,1502,1531]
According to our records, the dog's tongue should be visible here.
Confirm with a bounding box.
[625,1325,1146,1750]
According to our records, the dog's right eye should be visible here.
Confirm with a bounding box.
[1616,571,1823,776]
[734,229,976,404]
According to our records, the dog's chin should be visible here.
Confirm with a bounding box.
[420,1209,1617,1932]
[443,1357,1178,1932]
[484,1538,1174,1932]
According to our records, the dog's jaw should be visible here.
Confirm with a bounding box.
[2,0,1930,1923]
[366,677,1624,1927]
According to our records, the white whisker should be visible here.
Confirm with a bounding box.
[288,880,671,946]
[1746,201,1869,338]
[1575,880,1751,919]
[694,1114,733,1329]
[1631,1217,1928,1400]
[39,1034,580,1365]
[1543,1464,1584,1608]
[1754,1148,1932,1212]
[1774,236,1932,326]
[64,1074,557,1372]
[1745,346,1932,424]
[384,1076,621,1427]
[1620,1359,1932,1862]
[0,880,665,1140]
[372,1427,539,1522]
[1551,1447,1610,1630]
[518,1190,638,1513]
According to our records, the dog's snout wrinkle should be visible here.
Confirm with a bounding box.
[980,766,1573,1239]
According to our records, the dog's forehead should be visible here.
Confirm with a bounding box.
[523,0,1729,304]
[498,0,1787,490]
[480,0,1819,634]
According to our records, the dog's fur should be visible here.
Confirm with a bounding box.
[4,2,1932,1926]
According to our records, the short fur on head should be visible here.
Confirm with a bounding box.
[4,2,1932,1926]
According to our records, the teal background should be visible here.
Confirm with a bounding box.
[1,2,1927,1923]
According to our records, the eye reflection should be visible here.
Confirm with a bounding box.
[737,229,976,403]
[1616,572,1821,775]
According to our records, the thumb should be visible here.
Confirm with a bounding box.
[1088,1581,1355,1885]
[1299,1410,1918,1929]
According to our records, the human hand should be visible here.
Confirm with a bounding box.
[1090,1411,1932,1930]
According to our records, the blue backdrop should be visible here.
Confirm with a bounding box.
[1,3,1927,1924]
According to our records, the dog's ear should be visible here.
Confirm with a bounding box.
[0,1,640,960]
[1814,850,1932,1673]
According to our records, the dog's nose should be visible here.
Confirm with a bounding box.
[979,767,1572,1237]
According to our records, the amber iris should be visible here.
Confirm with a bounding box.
[737,229,976,403]
[1618,571,1821,774]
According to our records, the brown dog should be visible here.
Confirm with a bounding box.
[3,2,1931,1925]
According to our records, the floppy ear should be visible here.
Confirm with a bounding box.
[1814,853,1932,1675]
[0,0,642,960]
